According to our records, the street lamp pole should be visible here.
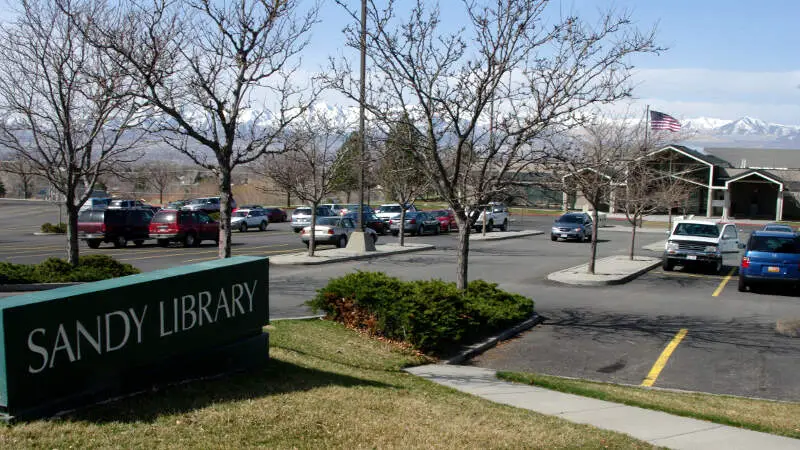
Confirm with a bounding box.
[357,0,366,231]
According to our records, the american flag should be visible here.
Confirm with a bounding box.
[650,110,681,132]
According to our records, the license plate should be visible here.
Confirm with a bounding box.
[767,266,780,273]
[561,234,568,238]
[158,226,167,230]
[686,255,697,260]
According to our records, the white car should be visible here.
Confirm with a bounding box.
[663,220,741,273]
[375,203,417,223]
[472,202,509,232]
[231,208,269,232]
[300,216,378,248]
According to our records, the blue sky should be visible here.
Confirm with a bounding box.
[307,0,800,125]
[2,0,798,125]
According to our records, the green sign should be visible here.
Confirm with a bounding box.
[0,256,269,420]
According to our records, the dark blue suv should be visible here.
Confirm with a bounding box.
[738,231,800,292]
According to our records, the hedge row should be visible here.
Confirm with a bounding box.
[306,271,534,355]
[0,255,140,284]
[40,222,67,233]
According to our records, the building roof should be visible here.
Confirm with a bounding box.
[655,144,733,168]
[704,147,800,170]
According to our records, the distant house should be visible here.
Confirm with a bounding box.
[565,145,800,221]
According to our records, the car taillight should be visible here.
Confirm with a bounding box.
[409,219,416,224]
[388,220,393,225]
[328,229,334,234]
[300,229,307,235]
[100,223,106,232]
[741,256,750,269]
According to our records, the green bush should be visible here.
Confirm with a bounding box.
[40,222,67,233]
[307,271,534,355]
[0,255,140,284]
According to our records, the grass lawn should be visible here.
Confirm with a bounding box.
[0,319,654,449]
[498,371,800,439]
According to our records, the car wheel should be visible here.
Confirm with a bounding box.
[337,235,347,248]
[391,230,399,237]
[738,275,747,292]
[134,240,144,247]
[113,235,127,248]
[184,233,198,248]
[87,240,101,249]
[417,225,424,236]
[239,222,247,232]
[487,220,494,231]
[293,227,301,233]
[259,221,267,231]
[662,258,674,271]
[157,239,169,247]
[500,219,507,231]
[434,225,440,235]
[550,235,557,241]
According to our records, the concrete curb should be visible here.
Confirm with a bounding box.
[547,256,662,286]
[444,313,545,365]
[0,282,82,293]
[269,243,435,265]
[469,230,544,241]
[32,232,64,236]
[601,225,669,234]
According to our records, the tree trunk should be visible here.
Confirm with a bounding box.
[588,208,599,274]
[218,167,234,258]
[455,208,470,290]
[308,203,317,256]
[399,208,406,246]
[345,191,351,202]
[65,200,80,266]
[286,190,291,208]
[159,189,164,206]
[482,205,487,236]
[668,207,673,233]
[629,216,638,260]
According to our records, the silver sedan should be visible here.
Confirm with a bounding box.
[300,216,378,248]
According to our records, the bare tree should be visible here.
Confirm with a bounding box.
[259,109,351,256]
[0,0,142,265]
[377,114,429,246]
[75,0,320,258]
[141,161,177,205]
[327,0,660,289]
[2,156,39,199]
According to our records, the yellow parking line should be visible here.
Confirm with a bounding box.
[712,268,737,297]
[641,328,688,387]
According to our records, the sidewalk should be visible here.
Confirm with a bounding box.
[602,224,669,234]
[269,242,434,265]
[405,364,800,450]
[547,255,661,286]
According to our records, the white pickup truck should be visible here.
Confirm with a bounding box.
[662,220,742,274]
[472,202,509,232]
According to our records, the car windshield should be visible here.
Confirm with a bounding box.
[233,211,248,217]
[316,217,342,226]
[556,215,584,223]
[430,210,447,217]
[749,236,800,253]
[379,205,402,213]
[673,223,720,238]
[293,208,312,215]
[764,225,793,232]
[152,212,176,223]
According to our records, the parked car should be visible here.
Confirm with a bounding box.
[231,208,269,232]
[319,203,345,216]
[300,216,378,248]
[662,220,741,274]
[339,203,373,216]
[291,206,334,232]
[183,197,236,213]
[166,200,187,210]
[79,197,111,212]
[149,209,219,247]
[108,199,147,209]
[551,212,593,242]
[738,231,800,292]
[78,208,153,248]
[428,209,457,232]
[761,223,795,233]
[389,211,440,236]
[341,212,388,235]
[375,203,417,223]
[262,207,287,223]
[472,202,509,232]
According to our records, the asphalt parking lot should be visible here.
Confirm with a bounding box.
[2,199,799,401]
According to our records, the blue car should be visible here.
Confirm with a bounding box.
[738,231,800,292]
[551,212,593,242]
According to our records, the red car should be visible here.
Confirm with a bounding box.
[428,209,457,232]
[149,209,219,247]
[263,207,288,223]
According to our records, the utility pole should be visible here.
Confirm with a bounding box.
[357,0,366,232]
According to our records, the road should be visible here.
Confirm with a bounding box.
[1,199,799,401]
